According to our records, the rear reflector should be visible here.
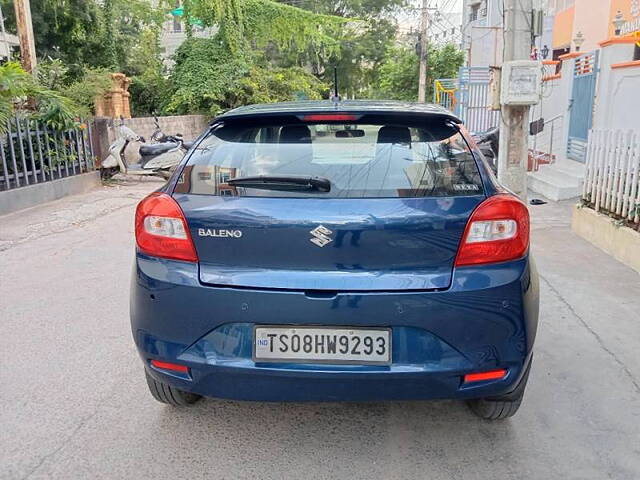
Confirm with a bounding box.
[463,369,507,383]
[301,114,358,122]
[135,193,198,263]
[150,360,189,374]
[455,194,529,266]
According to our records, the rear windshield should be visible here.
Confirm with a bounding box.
[174,119,483,198]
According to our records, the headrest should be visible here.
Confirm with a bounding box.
[279,125,312,143]
[377,126,411,146]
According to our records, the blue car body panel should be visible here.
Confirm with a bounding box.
[177,194,484,291]
[131,101,539,402]
[131,252,538,401]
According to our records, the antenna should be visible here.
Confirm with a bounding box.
[332,67,340,105]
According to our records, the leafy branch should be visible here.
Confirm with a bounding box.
[0,62,81,132]
[183,0,348,54]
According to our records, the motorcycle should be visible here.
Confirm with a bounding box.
[472,126,499,175]
[101,120,191,180]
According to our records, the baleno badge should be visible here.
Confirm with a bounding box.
[198,228,242,238]
[310,225,333,247]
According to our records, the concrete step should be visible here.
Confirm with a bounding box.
[528,162,585,201]
[550,159,586,180]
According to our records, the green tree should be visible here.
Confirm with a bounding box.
[275,0,407,98]
[374,43,464,101]
[183,0,346,54]
[0,0,161,79]
[165,36,328,115]
[229,66,327,107]
[127,29,171,116]
[0,62,80,131]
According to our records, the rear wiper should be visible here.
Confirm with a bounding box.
[227,175,331,193]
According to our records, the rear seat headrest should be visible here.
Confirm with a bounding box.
[377,126,411,146]
[279,125,312,144]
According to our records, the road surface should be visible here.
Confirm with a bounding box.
[1,178,639,479]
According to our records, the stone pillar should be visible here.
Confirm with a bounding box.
[94,73,132,118]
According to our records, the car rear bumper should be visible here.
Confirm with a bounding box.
[131,253,539,402]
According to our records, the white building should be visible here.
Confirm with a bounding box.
[152,3,217,67]
[461,0,504,66]
[429,11,464,47]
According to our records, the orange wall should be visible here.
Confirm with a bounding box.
[553,1,638,52]
[553,6,575,49]
[608,0,636,38]
[573,0,614,51]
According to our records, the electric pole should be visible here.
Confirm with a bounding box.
[13,0,37,73]
[417,0,429,103]
[497,0,533,198]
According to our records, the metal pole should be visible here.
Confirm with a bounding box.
[497,0,533,198]
[417,0,429,103]
[549,121,555,162]
[13,0,37,73]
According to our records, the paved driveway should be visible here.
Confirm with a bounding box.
[1,180,639,480]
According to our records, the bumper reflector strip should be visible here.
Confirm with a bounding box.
[463,369,507,383]
[150,360,189,374]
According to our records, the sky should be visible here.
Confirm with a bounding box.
[396,0,464,33]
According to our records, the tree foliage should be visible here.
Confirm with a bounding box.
[374,43,465,101]
[0,0,467,121]
[0,0,161,79]
[184,0,346,54]
[0,62,81,131]
[274,0,407,98]
[166,37,327,115]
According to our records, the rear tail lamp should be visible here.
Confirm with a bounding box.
[135,193,198,262]
[455,194,529,266]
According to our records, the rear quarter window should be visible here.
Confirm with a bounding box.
[174,119,483,198]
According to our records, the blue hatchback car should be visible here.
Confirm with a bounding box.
[131,101,539,419]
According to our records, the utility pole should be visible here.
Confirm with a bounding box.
[497,0,533,198]
[13,0,37,73]
[417,0,429,103]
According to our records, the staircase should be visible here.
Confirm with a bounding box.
[528,160,585,201]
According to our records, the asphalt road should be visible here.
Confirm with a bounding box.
[1,179,639,480]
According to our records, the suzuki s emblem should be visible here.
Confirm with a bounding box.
[310,225,333,247]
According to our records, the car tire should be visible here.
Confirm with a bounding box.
[466,396,523,420]
[145,370,202,407]
[466,360,531,420]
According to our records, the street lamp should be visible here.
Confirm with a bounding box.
[613,11,625,36]
[573,31,585,52]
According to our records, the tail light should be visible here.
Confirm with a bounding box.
[135,193,198,262]
[455,194,529,266]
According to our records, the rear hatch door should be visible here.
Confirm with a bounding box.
[174,113,485,291]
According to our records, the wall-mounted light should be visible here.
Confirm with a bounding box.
[613,10,625,36]
[573,31,585,52]
[541,44,549,59]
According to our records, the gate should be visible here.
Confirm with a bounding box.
[567,51,599,162]
[456,67,499,133]
[433,79,457,111]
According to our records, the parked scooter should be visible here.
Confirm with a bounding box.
[101,120,189,180]
[472,127,499,175]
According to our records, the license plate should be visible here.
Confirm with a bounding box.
[253,326,391,365]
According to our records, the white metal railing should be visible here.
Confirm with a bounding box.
[582,129,640,229]
[530,114,564,169]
